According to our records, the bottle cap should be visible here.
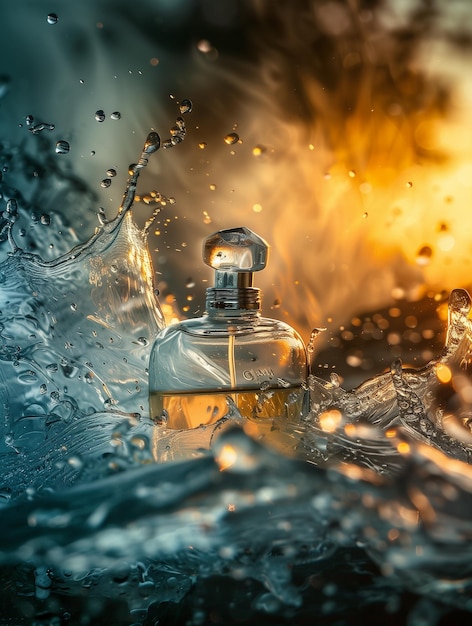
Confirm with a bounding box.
[203,227,269,311]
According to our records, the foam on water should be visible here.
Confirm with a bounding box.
[2,125,472,624]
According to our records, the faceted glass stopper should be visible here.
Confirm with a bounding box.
[203,227,269,272]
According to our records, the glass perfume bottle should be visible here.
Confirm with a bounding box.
[149,227,308,430]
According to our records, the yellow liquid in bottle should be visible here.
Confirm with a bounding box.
[150,386,305,430]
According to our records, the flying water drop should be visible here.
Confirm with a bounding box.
[110,112,121,120]
[134,132,161,169]
[224,132,239,145]
[143,131,161,154]
[28,122,55,135]
[95,110,106,123]
[179,99,192,114]
[55,140,70,155]
[47,13,58,25]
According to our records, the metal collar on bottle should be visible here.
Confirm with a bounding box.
[205,287,261,312]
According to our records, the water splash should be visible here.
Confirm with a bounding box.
[2,125,472,622]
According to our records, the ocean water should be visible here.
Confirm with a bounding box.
[1,124,472,626]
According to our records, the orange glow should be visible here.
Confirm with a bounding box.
[435,363,452,384]
[344,423,356,437]
[216,444,238,471]
[319,408,342,433]
[397,442,410,455]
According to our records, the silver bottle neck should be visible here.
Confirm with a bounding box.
[205,287,261,312]
[205,269,261,312]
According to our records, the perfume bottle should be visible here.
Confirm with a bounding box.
[149,227,308,430]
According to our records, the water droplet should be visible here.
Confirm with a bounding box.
[198,142,207,150]
[100,178,111,188]
[28,122,55,135]
[348,169,356,178]
[25,115,34,126]
[416,245,433,266]
[106,168,117,177]
[55,140,70,155]
[130,435,147,450]
[179,99,193,114]
[209,183,216,191]
[47,13,58,25]
[18,370,37,384]
[110,111,121,120]
[39,384,47,395]
[111,562,131,583]
[40,214,51,225]
[143,131,161,154]
[79,79,85,85]
[95,109,106,122]
[67,455,83,470]
[186,278,195,288]
[70,303,77,311]
[406,181,413,188]
[224,132,239,145]
[90,150,96,156]
[6,199,18,215]
[197,39,215,54]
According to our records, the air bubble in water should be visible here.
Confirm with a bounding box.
[101,179,111,188]
[95,110,106,123]
[224,132,239,145]
[179,99,193,114]
[47,13,58,25]
[55,140,70,155]
[110,111,121,120]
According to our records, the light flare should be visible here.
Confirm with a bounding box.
[319,408,343,433]
[216,444,238,471]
